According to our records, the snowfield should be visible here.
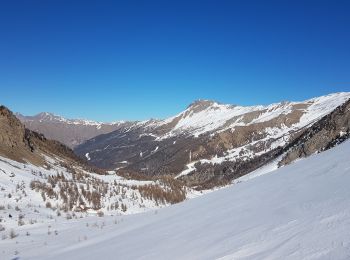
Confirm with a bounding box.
[2,141,350,259]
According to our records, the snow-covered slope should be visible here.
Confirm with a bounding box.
[0,155,172,218]
[2,140,350,259]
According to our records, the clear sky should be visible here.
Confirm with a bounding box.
[1,0,350,121]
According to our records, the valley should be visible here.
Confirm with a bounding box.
[1,92,350,259]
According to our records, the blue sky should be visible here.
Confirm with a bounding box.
[1,0,350,121]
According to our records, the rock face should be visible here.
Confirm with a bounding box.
[73,93,350,185]
[0,105,30,163]
[0,106,87,168]
[16,112,131,148]
[279,98,350,166]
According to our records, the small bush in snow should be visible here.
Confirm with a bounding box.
[9,229,18,239]
[121,203,127,212]
[46,201,52,208]
[18,218,25,226]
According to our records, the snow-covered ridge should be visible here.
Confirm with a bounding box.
[94,92,350,141]
[15,92,350,136]
[17,112,126,127]
[171,92,350,177]
[18,92,350,140]
[156,92,350,138]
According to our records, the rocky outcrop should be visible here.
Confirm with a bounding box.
[279,99,350,166]
[0,105,37,163]
[181,147,284,189]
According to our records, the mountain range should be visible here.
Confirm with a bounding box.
[15,112,129,148]
[2,94,350,258]
[17,92,350,188]
[2,92,350,259]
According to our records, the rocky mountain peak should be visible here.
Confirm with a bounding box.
[36,111,54,118]
[186,99,224,114]
[35,112,64,122]
[188,99,217,108]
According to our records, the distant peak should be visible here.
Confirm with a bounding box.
[33,112,61,121]
[36,112,54,117]
[20,111,125,126]
[187,99,218,109]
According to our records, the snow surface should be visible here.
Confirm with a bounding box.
[233,155,282,183]
[2,141,350,259]
[85,153,91,161]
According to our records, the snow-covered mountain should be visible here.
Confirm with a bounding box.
[142,92,350,139]
[19,93,350,151]
[16,112,132,148]
[2,137,350,259]
[73,92,350,188]
[15,93,350,188]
